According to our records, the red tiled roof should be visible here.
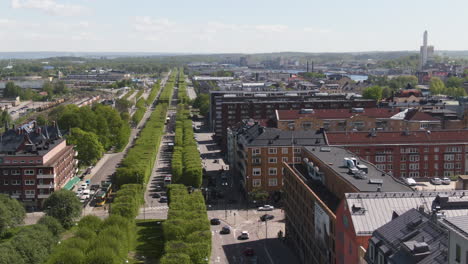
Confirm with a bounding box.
[326,130,468,145]
[394,89,422,98]
[276,108,400,120]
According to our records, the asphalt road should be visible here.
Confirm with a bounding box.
[194,121,299,264]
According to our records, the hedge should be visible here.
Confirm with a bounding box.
[172,71,202,188]
[161,185,211,264]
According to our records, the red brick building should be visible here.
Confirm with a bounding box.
[326,130,468,179]
[0,121,77,208]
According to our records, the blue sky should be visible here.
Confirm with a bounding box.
[1,0,467,53]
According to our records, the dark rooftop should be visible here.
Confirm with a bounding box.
[368,208,448,264]
[0,121,64,156]
[302,146,412,192]
[247,128,326,146]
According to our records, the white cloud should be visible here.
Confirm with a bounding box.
[11,0,86,16]
[134,17,175,33]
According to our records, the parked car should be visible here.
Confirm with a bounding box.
[159,197,168,203]
[442,177,451,185]
[155,185,163,192]
[220,226,231,234]
[405,178,417,186]
[90,184,100,191]
[244,247,255,257]
[152,193,161,198]
[431,178,442,185]
[239,231,250,240]
[210,218,221,225]
[260,214,274,221]
[258,205,274,211]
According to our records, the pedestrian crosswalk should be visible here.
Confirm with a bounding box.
[140,205,168,211]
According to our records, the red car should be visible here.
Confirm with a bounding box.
[244,247,255,257]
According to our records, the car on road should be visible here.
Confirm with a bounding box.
[152,193,161,198]
[210,218,221,225]
[159,197,168,203]
[260,214,274,221]
[258,205,274,211]
[243,248,255,257]
[220,226,231,234]
[431,177,442,185]
[442,177,451,185]
[239,231,250,240]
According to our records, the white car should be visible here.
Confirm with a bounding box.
[80,183,89,189]
[431,178,442,185]
[442,177,451,185]
[239,231,249,240]
[257,205,274,211]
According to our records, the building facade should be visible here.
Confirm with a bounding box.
[326,130,468,179]
[0,121,77,208]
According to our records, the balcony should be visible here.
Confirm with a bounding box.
[37,184,54,189]
[10,195,20,199]
[38,194,51,199]
[25,195,35,199]
[37,173,55,179]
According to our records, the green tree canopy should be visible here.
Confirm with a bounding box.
[37,215,64,237]
[430,77,446,95]
[0,194,26,236]
[43,190,82,229]
[66,128,105,166]
[446,76,464,88]
[362,85,384,101]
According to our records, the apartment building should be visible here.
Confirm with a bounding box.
[283,146,411,264]
[228,121,326,194]
[0,121,77,208]
[275,108,442,132]
[326,130,468,179]
[338,191,468,264]
[210,91,376,148]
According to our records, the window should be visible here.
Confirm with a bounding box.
[424,147,429,152]
[13,160,18,164]
[252,158,261,165]
[375,156,386,163]
[294,157,301,163]
[11,180,20,185]
[268,178,278,186]
[387,155,393,162]
[409,155,420,162]
[434,155,439,161]
[37,160,41,163]
[378,252,385,264]
[435,147,439,153]
[2,170,8,175]
[25,180,35,185]
[456,244,461,263]
[387,164,393,170]
[252,148,260,155]
[3,180,8,185]
[268,168,277,176]
[409,163,419,170]
[25,190,35,195]
[11,170,20,175]
[401,172,407,177]
[424,155,428,161]
[24,170,34,175]
[409,172,419,177]
[20,160,25,163]
[268,157,277,164]
[457,154,462,161]
[282,157,288,163]
[12,190,21,195]
[282,148,288,154]
[369,243,375,261]
[294,148,301,154]
[456,163,462,169]
[376,164,386,171]
[38,169,43,175]
[444,163,454,169]
[268,148,277,154]
[434,163,439,169]
[252,179,261,187]
[401,155,407,161]
[401,164,406,170]
[445,154,455,161]
[252,168,261,176]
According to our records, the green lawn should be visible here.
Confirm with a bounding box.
[133,219,165,264]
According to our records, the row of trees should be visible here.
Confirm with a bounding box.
[131,98,147,125]
[115,72,176,187]
[160,185,211,264]
[172,73,203,188]
[0,191,80,264]
[191,94,209,117]
[146,81,161,105]
[46,214,135,264]
[50,104,131,164]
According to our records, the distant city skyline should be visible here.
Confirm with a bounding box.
[1,0,468,53]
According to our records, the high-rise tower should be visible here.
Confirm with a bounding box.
[419,30,428,70]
